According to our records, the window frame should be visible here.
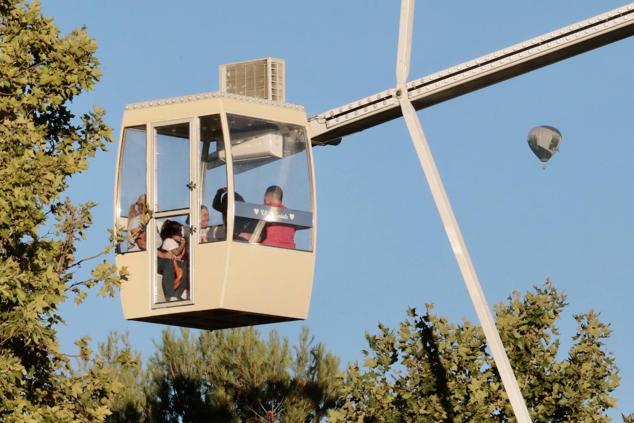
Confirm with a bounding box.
[225,113,316,252]
[115,124,148,255]
[197,113,231,245]
[150,118,197,309]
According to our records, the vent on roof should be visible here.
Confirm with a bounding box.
[219,58,285,103]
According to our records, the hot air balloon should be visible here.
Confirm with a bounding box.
[527,125,562,163]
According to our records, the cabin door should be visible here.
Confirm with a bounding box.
[151,121,193,306]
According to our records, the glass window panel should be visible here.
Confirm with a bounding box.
[154,215,191,304]
[155,123,190,212]
[199,115,228,243]
[228,114,313,251]
[117,126,147,253]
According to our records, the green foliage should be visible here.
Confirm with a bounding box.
[100,327,342,423]
[0,0,127,420]
[82,332,148,423]
[331,281,629,422]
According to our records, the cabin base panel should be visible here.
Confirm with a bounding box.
[130,308,300,331]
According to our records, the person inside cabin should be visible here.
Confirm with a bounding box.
[212,187,257,242]
[157,219,188,301]
[127,194,147,251]
[261,185,296,249]
[200,203,226,242]
[199,205,211,243]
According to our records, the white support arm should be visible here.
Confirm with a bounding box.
[310,2,634,145]
[394,0,533,419]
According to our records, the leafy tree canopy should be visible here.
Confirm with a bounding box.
[0,0,126,420]
[330,281,632,422]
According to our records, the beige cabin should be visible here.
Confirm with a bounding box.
[113,92,316,330]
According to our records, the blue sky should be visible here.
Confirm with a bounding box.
[42,0,634,415]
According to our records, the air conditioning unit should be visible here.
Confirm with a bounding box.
[219,132,283,162]
[219,57,285,103]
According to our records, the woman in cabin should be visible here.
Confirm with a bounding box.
[199,205,211,242]
[127,194,148,251]
[157,219,188,301]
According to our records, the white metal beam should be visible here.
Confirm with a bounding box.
[310,2,634,145]
[395,0,532,420]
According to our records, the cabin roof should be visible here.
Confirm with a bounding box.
[124,91,304,112]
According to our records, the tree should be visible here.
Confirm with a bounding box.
[85,332,148,423]
[330,281,632,422]
[102,327,342,423]
[0,0,126,420]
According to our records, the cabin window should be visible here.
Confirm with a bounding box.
[227,114,313,251]
[116,125,147,253]
[156,123,190,212]
[199,114,228,243]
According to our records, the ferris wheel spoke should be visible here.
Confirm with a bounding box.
[396,0,532,421]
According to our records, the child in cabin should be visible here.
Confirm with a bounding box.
[159,220,188,301]
[261,185,296,249]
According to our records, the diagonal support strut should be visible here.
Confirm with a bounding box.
[395,0,532,420]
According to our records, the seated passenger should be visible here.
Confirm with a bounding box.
[212,187,256,242]
[200,203,226,242]
[127,194,147,251]
[157,220,188,301]
[199,205,211,242]
[129,225,146,252]
[261,185,296,249]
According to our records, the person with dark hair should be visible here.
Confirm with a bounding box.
[212,187,232,220]
[157,219,188,301]
[261,185,296,249]
[265,185,284,202]
[160,220,187,256]
[212,187,257,241]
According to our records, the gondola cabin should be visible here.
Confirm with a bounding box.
[114,89,316,330]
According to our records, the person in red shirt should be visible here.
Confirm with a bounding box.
[261,185,296,249]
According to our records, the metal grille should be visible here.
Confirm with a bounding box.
[220,58,285,102]
[270,60,284,102]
